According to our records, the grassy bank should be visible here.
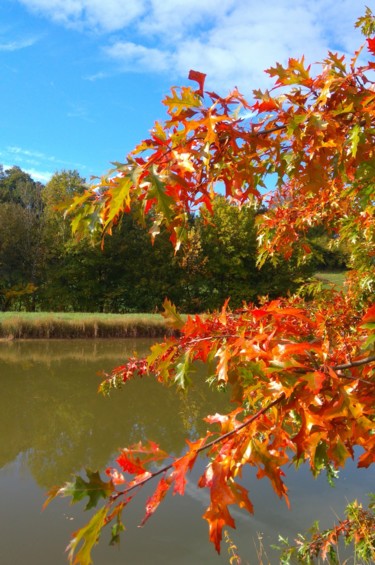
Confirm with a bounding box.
[314,271,346,289]
[0,274,347,339]
[0,312,175,339]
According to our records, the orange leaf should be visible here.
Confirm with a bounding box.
[357,436,375,468]
[219,297,230,325]
[171,437,208,495]
[277,342,322,359]
[203,505,234,554]
[301,371,326,393]
[362,303,375,324]
[215,346,230,383]
[139,476,171,527]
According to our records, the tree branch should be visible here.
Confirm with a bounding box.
[334,355,375,370]
[255,124,286,136]
[111,392,285,501]
[108,354,374,502]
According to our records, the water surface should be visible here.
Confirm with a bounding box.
[0,340,372,564]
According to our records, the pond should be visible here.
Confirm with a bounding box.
[0,339,372,564]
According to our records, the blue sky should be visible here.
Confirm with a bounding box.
[0,0,368,184]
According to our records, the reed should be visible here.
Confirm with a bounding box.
[0,312,175,340]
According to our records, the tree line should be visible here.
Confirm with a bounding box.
[0,165,347,313]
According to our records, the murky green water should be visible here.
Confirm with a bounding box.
[0,340,372,564]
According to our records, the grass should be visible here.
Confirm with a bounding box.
[0,312,175,340]
[314,271,346,290]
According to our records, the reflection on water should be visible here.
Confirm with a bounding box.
[0,339,231,487]
[0,340,373,565]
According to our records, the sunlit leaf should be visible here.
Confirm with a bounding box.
[67,506,108,565]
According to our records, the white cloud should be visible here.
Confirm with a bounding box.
[104,41,169,72]
[7,146,60,163]
[84,71,110,81]
[1,162,53,183]
[167,0,365,93]
[23,167,54,183]
[18,0,146,32]
[16,0,368,92]
[66,103,94,122]
[138,0,237,39]
[3,146,87,178]
[0,37,38,51]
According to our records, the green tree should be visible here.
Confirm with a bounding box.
[97,212,184,313]
[0,167,45,310]
[39,170,88,310]
[0,203,39,309]
[307,225,349,272]
[193,197,315,310]
[39,170,186,312]
[42,170,86,227]
[0,165,43,211]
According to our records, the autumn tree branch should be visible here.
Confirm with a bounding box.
[334,355,375,370]
[255,124,286,135]
[111,392,286,501]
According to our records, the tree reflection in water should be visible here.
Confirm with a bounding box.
[0,340,373,565]
[0,339,231,488]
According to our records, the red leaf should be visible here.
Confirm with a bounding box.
[367,37,375,55]
[171,437,207,495]
[362,303,375,324]
[188,69,206,96]
[116,453,145,475]
[116,441,168,476]
[253,99,278,113]
[139,476,171,526]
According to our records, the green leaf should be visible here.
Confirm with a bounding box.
[163,86,201,115]
[67,506,108,565]
[349,124,362,157]
[103,176,132,230]
[109,161,131,172]
[61,470,114,510]
[110,511,125,546]
[313,441,328,475]
[161,298,185,330]
[174,351,193,389]
[287,113,307,134]
[364,333,375,348]
[328,437,351,468]
[147,168,175,224]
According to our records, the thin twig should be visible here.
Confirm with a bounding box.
[255,124,287,135]
[332,372,373,386]
[334,355,375,370]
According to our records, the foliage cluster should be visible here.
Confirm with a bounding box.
[44,9,374,565]
[277,495,375,564]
